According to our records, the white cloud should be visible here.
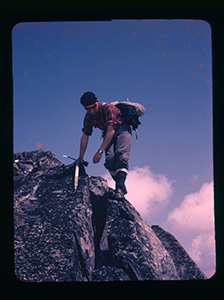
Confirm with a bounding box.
[104,168,215,278]
[166,181,215,235]
[104,166,173,218]
[188,233,216,278]
[165,181,216,278]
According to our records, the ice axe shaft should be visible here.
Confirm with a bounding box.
[74,160,79,192]
[63,155,89,192]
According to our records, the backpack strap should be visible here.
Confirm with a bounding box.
[134,128,139,143]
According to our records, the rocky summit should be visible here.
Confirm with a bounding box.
[13,150,206,282]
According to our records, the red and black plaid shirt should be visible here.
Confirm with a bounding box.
[82,102,124,136]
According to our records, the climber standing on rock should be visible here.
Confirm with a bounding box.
[78,91,132,200]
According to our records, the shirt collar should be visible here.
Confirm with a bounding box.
[86,102,103,118]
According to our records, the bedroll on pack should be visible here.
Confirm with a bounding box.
[111,99,146,143]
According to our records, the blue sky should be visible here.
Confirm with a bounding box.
[12,20,214,277]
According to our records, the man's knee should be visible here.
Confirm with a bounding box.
[114,156,129,172]
[104,159,115,171]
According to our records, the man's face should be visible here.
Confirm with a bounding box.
[84,101,99,115]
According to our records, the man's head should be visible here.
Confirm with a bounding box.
[80,91,97,106]
[80,91,99,114]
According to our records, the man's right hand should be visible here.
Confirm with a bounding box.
[78,158,84,165]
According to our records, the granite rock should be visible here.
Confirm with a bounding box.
[13,150,206,282]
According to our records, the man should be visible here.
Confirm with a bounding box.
[78,91,132,200]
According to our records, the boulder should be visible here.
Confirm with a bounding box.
[13,150,206,281]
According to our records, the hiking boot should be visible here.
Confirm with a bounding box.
[115,171,128,195]
[111,188,125,201]
[107,187,115,198]
[123,185,127,195]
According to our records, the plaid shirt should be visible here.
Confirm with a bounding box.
[82,102,124,136]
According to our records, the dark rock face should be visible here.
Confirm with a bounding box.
[13,150,206,282]
[151,225,206,280]
[14,150,63,181]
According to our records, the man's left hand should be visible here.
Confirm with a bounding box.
[93,152,103,164]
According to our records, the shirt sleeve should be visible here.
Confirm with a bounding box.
[82,113,93,136]
[103,103,121,129]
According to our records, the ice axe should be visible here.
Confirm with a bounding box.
[63,155,88,192]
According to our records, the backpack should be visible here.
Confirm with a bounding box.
[110,99,146,143]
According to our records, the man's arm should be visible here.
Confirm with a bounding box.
[79,133,89,161]
[93,125,115,163]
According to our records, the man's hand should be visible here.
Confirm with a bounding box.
[92,125,114,164]
[78,158,84,165]
[93,151,103,164]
